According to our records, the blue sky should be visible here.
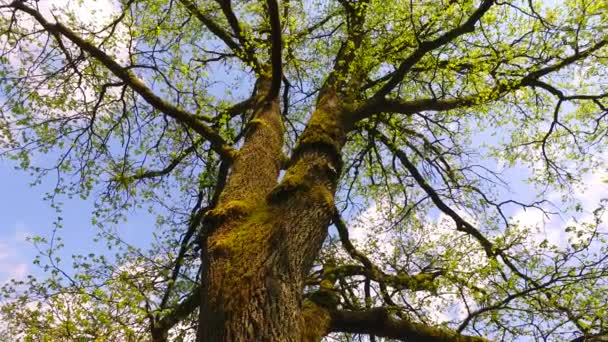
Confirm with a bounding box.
[0,157,157,284]
[0,0,155,285]
[0,159,58,282]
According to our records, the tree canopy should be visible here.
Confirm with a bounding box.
[0,0,607,341]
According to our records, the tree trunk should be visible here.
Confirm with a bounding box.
[197,85,345,341]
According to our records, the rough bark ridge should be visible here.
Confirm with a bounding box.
[198,74,345,340]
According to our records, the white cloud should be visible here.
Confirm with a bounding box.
[0,221,33,283]
[13,221,31,243]
[349,199,394,255]
[38,0,129,62]
[37,0,119,24]
[347,199,489,324]
[511,168,608,248]
[0,240,28,282]
[1,0,128,72]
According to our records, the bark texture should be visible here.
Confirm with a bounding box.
[198,79,346,341]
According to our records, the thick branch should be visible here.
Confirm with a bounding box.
[333,210,374,270]
[154,289,200,334]
[128,142,201,181]
[373,131,495,257]
[324,0,369,92]
[178,0,239,51]
[569,335,608,342]
[326,264,439,293]
[265,0,282,99]
[333,211,439,292]
[10,1,235,161]
[178,0,262,74]
[351,37,608,123]
[159,201,208,310]
[215,0,261,71]
[328,307,489,342]
[372,130,561,303]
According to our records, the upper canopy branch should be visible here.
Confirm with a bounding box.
[7,0,236,161]
[371,130,539,286]
[372,130,495,256]
[372,0,496,99]
[119,140,202,182]
[177,0,240,52]
[265,0,282,99]
[178,0,263,74]
[530,79,608,105]
[322,0,370,94]
[215,0,262,71]
[332,210,440,293]
[349,37,608,123]
[374,130,593,332]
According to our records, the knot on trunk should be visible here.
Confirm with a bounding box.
[203,200,255,228]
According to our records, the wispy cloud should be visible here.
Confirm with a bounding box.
[0,221,34,283]
[511,167,608,248]
[0,240,28,283]
[13,221,31,243]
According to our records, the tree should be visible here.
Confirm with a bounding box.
[0,0,607,340]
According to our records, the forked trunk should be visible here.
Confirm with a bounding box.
[197,86,345,341]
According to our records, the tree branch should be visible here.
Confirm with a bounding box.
[154,288,200,335]
[266,0,282,99]
[328,307,490,342]
[178,0,240,51]
[373,130,495,257]
[326,264,440,293]
[332,211,440,292]
[324,0,370,92]
[178,0,262,74]
[127,142,201,181]
[373,0,496,98]
[10,1,235,161]
[159,195,208,310]
[215,0,261,71]
[350,37,608,123]
[371,129,596,333]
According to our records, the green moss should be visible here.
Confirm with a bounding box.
[291,109,344,172]
[267,103,344,203]
[390,273,438,293]
[203,200,256,227]
[309,185,335,210]
[309,290,340,310]
[207,205,277,309]
[209,205,272,255]
[246,118,272,134]
[301,301,331,342]
[310,268,341,310]
[267,160,337,205]
[319,280,333,290]
[267,162,310,202]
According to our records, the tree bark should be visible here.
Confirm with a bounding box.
[197,77,346,341]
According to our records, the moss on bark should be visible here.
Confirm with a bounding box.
[301,301,331,342]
